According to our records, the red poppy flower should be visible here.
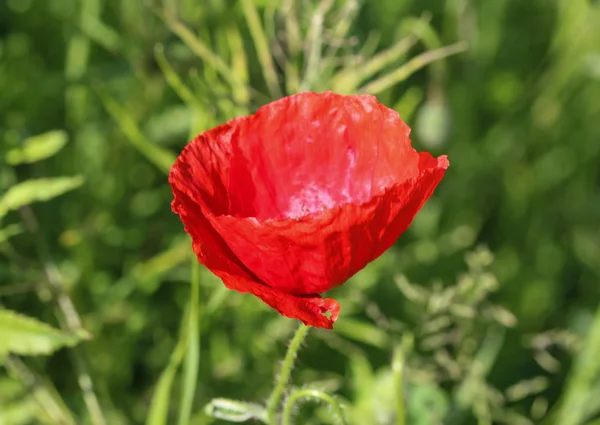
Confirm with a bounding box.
[169,91,448,329]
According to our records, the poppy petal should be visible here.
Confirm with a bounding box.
[227,92,419,221]
[170,149,341,328]
[208,152,448,295]
[170,118,242,216]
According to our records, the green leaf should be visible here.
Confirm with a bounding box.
[0,176,84,219]
[0,397,38,425]
[204,398,266,423]
[5,130,68,165]
[0,223,24,243]
[334,318,390,349]
[0,308,83,357]
[407,382,450,425]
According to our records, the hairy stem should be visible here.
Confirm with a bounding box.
[281,388,347,425]
[266,324,310,424]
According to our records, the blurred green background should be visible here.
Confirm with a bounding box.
[1,0,599,424]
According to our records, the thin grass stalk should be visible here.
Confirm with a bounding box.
[359,42,468,95]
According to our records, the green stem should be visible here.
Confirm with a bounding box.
[265,324,310,424]
[281,389,347,425]
[177,259,201,425]
[16,199,107,425]
[4,356,76,425]
[392,345,406,425]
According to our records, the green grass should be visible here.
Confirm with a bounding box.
[1,0,599,424]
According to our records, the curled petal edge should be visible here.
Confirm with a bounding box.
[169,182,341,329]
[217,273,340,329]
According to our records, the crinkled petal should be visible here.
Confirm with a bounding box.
[227,92,418,220]
[208,153,448,295]
[170,118,242,215]
[170,161,341,329]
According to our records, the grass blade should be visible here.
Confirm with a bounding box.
[154,44,201,109]
[549,306,600,425]
[162,12,249,104]
[177,260,201,425]
[332,35,418,93]
[4,357,77,425]
[392,344,407,425]
[154,44,209,136]
[95,86,176,175]
[225,25,250,87]
[145,310,189,425]
[299,0,333,91]
[358,42,468,95]
[240,0,281,98]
